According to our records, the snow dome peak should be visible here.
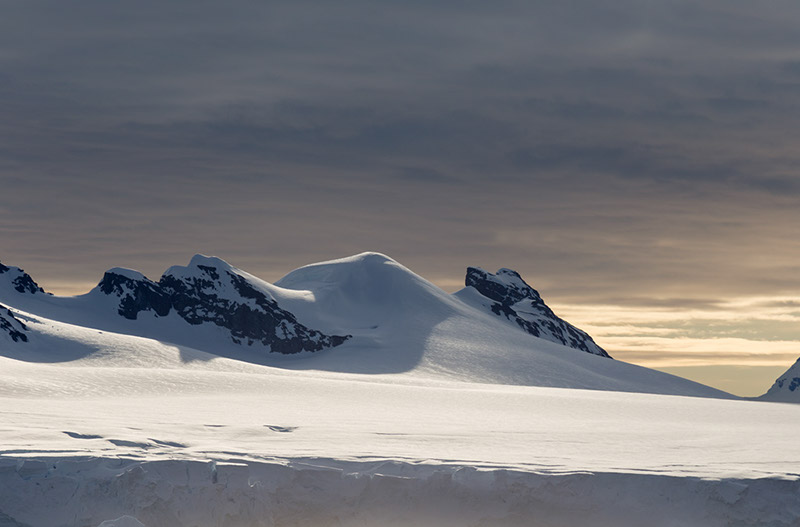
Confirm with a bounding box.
[276,251,433,298]
[164,254,235,279]
[104,267,148,282]
[187,254,234,270]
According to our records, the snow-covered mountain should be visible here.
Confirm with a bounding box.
[760,358,800,402]
[0,252,731,397]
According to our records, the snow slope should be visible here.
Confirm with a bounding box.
[0,344,798,526]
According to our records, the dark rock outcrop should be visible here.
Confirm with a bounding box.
[98,270,171,320]
[96,260,350,355]
[0,262,47,295]
[0,304,28,343]
[465,267,610,358]
[775,375,800,393]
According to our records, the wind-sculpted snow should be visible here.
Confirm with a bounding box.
[0,355,798,526]
[0,261,47,296]
[0,305,27,343]
[93,256,351,354]
[462,267,610,357]
[98,517,146,527]
[1,456,798,527]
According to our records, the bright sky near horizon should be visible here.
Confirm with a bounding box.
[1,1,799,396]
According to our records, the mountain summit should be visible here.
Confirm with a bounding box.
[0,261,47,296]
[459,267,610,358]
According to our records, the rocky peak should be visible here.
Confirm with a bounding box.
[160,258,350,354]
[97,269,171,320]
[466,267,547,308]
[95,255,350,355]
[465,267,610,358]
[0,261,47,295]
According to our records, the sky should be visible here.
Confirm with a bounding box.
[1,1,799,396]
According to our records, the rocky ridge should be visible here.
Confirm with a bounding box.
[0,261,47,295]
[465,267,610,358]
[96,257,350,354]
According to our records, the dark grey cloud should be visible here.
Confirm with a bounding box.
[0,0,799,316]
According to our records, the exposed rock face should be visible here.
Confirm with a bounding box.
[0,262,47,295]
[98,269,172,320]
[0,304,27,343]
[465,267,610,358]
[96,258,350,355]
[776,376,800,393]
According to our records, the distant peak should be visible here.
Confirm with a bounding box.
[187,254,234,269]
[105,267,148,282]
[465,267,542,304]
[352,251,394,261]
[760,357,800,402]
[497,268,524,279]
[323,252,397,267]
[463,266,610,358]
[163,254,236,281]
[0,260,48,295]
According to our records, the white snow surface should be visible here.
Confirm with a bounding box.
[97,517,147,527]
[1,341,799,526]
[1,252,799,526]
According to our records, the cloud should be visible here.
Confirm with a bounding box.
[1,1,799,383]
